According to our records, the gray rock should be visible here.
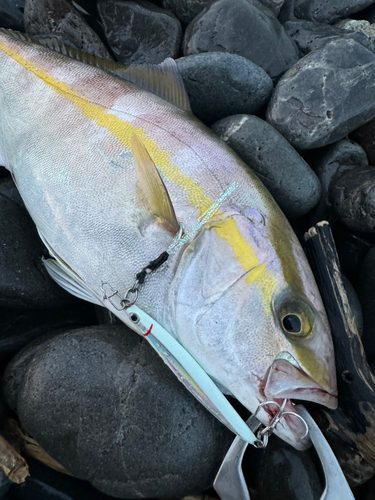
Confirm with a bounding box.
[342,275,363,338]
[211,114,320,218]
[278,0,297,22]
[338,19,375,52]
[350,118,375,165]
[24,0,112,60]
[284,20,373,55]
[259,0,285,16]
[183,0,299,80]
[3,325,233,498]
[0,195,73,309]
[161,0,213,27]
[294,0,375,24]
[244,433,324,500]
[309,139,368,222]
[356,247,375,361]
[331,166,375,233]
[97,0,182,65]
[176,53,273,124]
[267,39,375,150]
[0,0,24,32]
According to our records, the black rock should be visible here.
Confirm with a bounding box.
[9,457,118,500]
[244,434,324,500]
[3,325,233,498]
[350,118,375,165]
[278,0,297,22]
[267,39,375,150]
[0,472,11,499]
[294,0,375,24]
[24,0,112,60]
[308,139,368,223]
[284,20,373,55]
[211,114,320,218]
[342,274,363,338]
[0,0,24,32]
[0,303,96,367]
[176,53,273,124]
[161,0,213,27]
[356,247,375,361]
[0,195,73,309]
[183,0,299,80]
[336,232,374,283]
[0,177,23,206]
[97,0,182,65]
[331,166,375,234]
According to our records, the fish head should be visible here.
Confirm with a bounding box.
[165,208,337,450]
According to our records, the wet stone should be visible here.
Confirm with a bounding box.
[211,114,320,218]
[176,53,273,124]
[308,139,368,223]
[3,325,233,499]
[331,166,375,234]
[267,39,375,150]
[0,0,24,32]
[0,195,73,309]
[97,0,182,65]
[244,434,324,500]
[350,118,375,165]
[356,247,375,362]
[183,0,299,80]
[294,0,375,24]
[24,0,112,60]
[283,20,373,55]
[161,0,213,27]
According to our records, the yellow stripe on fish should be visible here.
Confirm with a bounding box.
[0,40,277,310]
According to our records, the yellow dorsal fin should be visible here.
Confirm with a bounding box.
[131,133,179,234]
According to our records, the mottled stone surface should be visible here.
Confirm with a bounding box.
[3,325,233,498]
[183,0,299,80]
[338,19,375,52]
[176,53,273,123]
[331,167,375,233]
[161,0,212,27]
[357,247,375,361]
[267,39,375,149]
[24,0,112,59]
[97,0,182,64]
[284,20,373,54]
[0,195,73,309]
[294,0,375,24]
[211,114,320,218]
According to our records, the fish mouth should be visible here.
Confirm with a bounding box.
[255,358,337,449]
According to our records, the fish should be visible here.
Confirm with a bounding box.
[0,29,337,450]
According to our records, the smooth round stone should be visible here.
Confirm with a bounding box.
[211,114,320,218]
[331,167,375,233]
[176,53,273,124]
[97,0,182,65]
[183,0,299,80]
[350,118,375,165]
[308,139,368,223]
[342,275,363,338]
[0,195,73,309]
[294,0,375,24]
[244,434,324,500]
[267,39,375,150]
[284,20,373,55]
[9,458,119,500]
[0,0,24,31]
[356,247,375,361]
[24,0,112,60]
[3,325,233,498]
[161,0,213,27]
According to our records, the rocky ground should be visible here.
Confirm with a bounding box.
[1,0,375,499]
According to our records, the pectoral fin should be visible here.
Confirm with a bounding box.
[132,133,179,234]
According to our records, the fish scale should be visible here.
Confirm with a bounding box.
[0,28,337,450]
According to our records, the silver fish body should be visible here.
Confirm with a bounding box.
[0,30,337,449]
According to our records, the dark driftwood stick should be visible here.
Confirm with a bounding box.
[304,221,375,471]
[0,434,29,483]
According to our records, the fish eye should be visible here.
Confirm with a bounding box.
[278,299,314,341]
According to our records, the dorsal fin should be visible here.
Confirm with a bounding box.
[131,133,179,234]
[0,28,191,111]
